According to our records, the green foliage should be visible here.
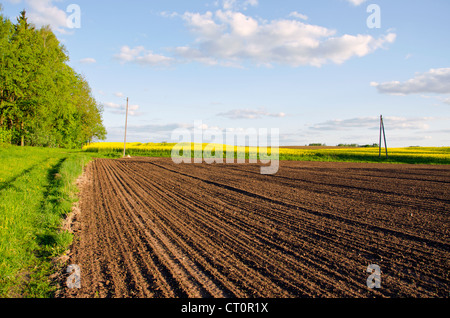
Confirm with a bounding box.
[0,10,106,148]
[308,143,326,146]
[336,143,379,148]
[337,143,360,147]
[337,143,379,148]
[0,127,12,143]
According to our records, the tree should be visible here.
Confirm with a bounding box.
[0,7,15,131]
[0,9,106,148]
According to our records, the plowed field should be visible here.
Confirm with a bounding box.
[59,158,449,298]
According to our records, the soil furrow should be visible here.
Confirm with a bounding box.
[58,158,449,298]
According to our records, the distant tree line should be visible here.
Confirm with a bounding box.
[308,143,326,147]
[306,143,379,147]
[0,8,106,148]
[337,143,379,148]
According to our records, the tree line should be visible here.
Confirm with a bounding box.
[0,7,106,148]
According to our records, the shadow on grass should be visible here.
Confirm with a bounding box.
[35,157,68,259]
[0,160,47,192]
[35,234,57,247]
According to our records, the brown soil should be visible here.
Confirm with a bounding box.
[58,158,449,298]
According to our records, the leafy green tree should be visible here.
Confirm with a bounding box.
[0,6,15,132]
[0,9,106,148]
[8,10,41,146]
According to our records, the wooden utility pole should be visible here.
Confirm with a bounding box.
[379,115,388,159]
[379,115,382,157]
[123,97,129,158]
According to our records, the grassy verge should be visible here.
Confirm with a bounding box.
[0,146,97,297]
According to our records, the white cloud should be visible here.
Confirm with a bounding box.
[223,0,237,10]
[420,94,450,106]
[217,108,286,119]
[173,9,396,68]
[384,117,432,130]
[216,10,259,36]
[371,68,450,95]
[10,0,72,33]
[245,0,259,7]
[133,4,396,69]
[103,101,141,116]
[103,102,120,109]
[289,11,308,21]
[345,0,367,6]
[115,46,174,66]
[221,0,258,11]
[80,57,96,64]
[114,92,125,98]
[160,11,179,18]
[173,46,220,66]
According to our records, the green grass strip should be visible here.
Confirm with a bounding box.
[0,146,93,297]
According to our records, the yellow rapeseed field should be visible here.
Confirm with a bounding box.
[83,143,450,164]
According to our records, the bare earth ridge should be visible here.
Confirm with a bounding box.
[58,157,449,298]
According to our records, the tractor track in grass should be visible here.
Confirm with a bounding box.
[59,158,449,298]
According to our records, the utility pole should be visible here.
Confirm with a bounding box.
[123,97,129,158]
[379,115,388,159]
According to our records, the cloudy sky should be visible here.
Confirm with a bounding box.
[2,0,450,146]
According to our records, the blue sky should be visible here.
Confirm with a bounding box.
[2,0,450,146]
